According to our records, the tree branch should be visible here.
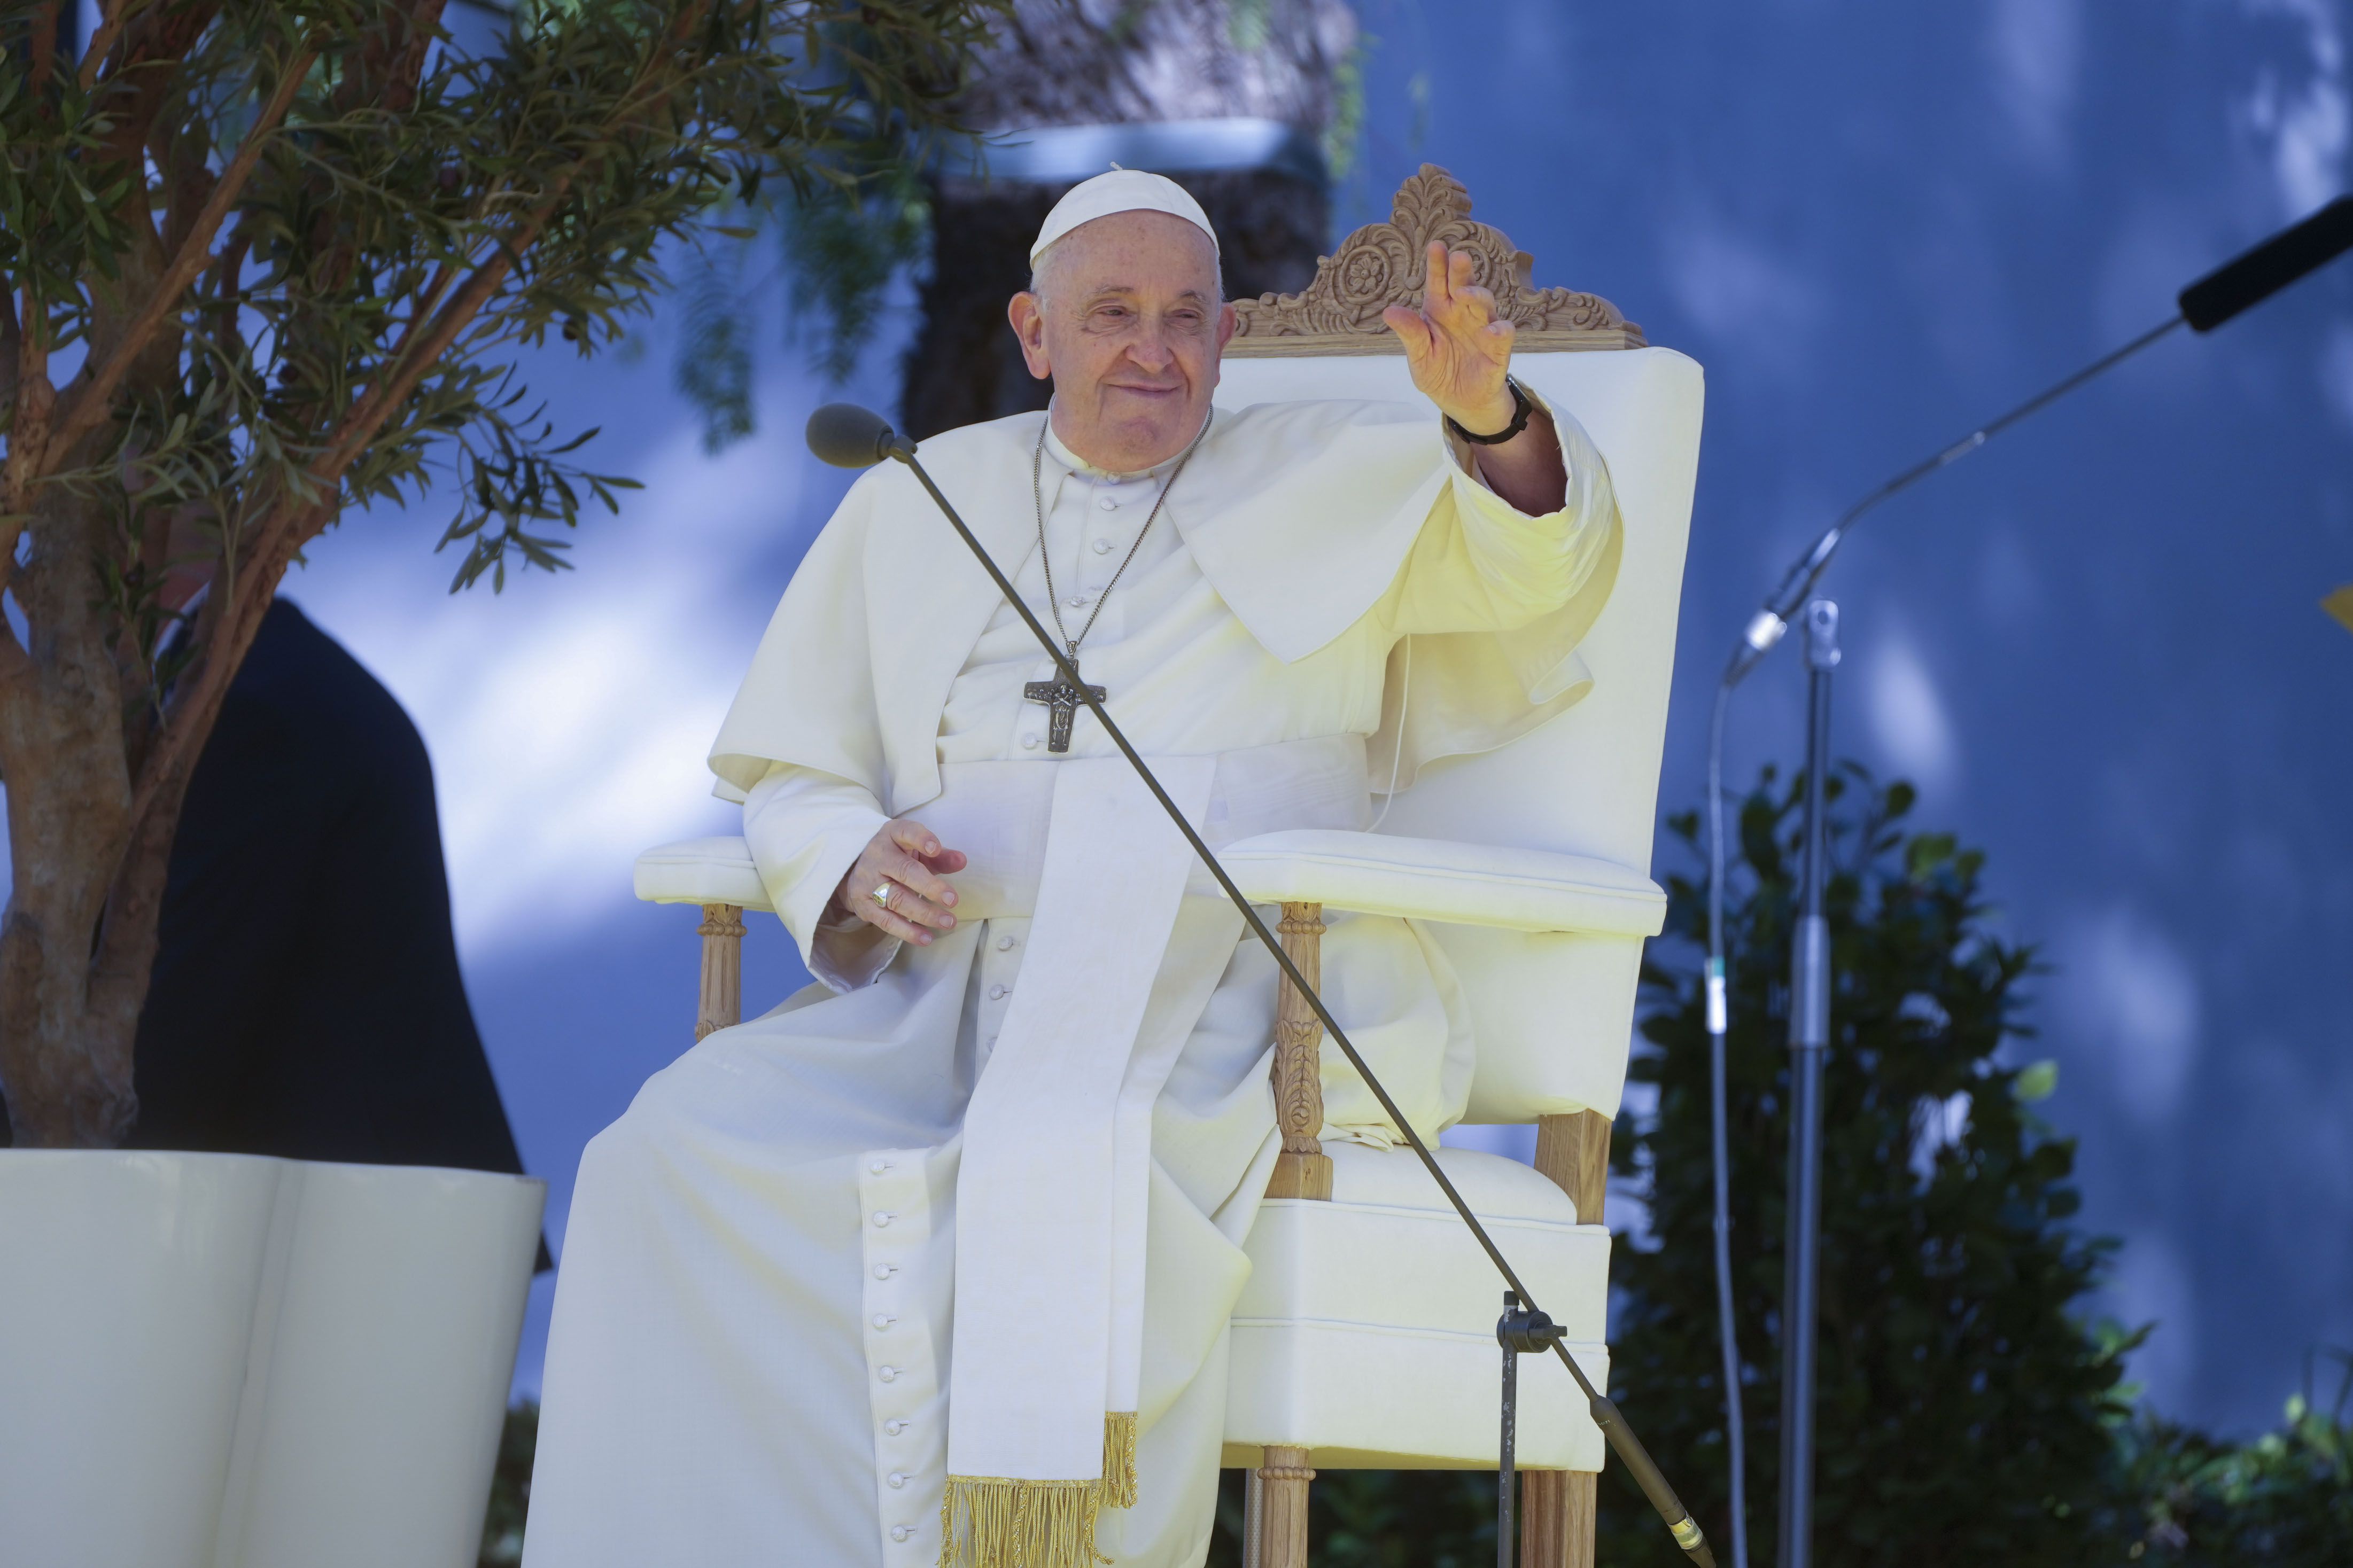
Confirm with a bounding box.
[26,2,59,105]
[89,3,224,177]
[320,199,562,483]
[3,285,55,527]
[316,0,711,489]
[85,524,291,1059]
[153,108,218,262]
[41,37,319,479]
[114,487,319,855]
[77,0,130,90]
[126,0,720,846]
[1,285,20,418]
[333,0,448,120]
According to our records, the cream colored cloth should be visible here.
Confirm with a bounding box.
[525,398,1619,1568]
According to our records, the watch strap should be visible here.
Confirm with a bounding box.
[1446,377,1533,446]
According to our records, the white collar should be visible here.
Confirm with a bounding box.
[1039,403,1209,482]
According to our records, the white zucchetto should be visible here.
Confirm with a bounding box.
[1028,169,1220,264]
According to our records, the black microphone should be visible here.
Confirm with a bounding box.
[2180,195,2353,332]
[805,402,908,469]
[1722,194,2353,689]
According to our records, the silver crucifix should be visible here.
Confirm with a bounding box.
[1022,657,1105,754]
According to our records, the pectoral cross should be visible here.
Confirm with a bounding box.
[1022,656,1106,754]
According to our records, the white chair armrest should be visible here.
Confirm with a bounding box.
[633,837,775,913]
[1218,829,1664,936]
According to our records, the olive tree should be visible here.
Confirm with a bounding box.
[0,0,999,1146]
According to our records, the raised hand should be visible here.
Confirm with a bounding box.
[1383,240,1518,434]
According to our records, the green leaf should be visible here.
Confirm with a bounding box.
[2014,1060,2060,1102]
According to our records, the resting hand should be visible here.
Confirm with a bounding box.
[833,820,966,946]
[1383,240,1517,434]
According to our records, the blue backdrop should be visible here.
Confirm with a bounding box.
[251,0,2351,1436]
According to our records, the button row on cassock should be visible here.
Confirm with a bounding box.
[859,1151,932,1559]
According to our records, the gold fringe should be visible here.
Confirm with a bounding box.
[937,1415,1140,1568]
[939,1476,1106,1568]
[1101,1411,1138,1510]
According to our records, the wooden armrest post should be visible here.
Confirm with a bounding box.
[1522,1107,1613,1568]
[1267,902,1332,1202]
[1245,1446,1315,1568]
[696,902,745,1041]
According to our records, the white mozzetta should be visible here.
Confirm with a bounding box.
[1222,1144,1610,1470]
[0,1150,543,1568]
[1218,828,1665,935]
[632,834,774,911]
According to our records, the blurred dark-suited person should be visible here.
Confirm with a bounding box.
[118,579,527,1179]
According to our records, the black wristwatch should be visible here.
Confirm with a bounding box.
[1446,377,1533,446]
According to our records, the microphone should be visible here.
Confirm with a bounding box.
[805,402,910,469]
[1724,531,1843,687]
[1725,194,2353,687]
[2180,196,2353,332]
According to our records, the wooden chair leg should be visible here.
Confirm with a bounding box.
[695,902,744,1040]
[1521,1469,1597,1568]
[1246,1445,1314,1568]
[1267,902,1332,1201]
[1523,1109,1611,1567]
[1253,909,1325,1565]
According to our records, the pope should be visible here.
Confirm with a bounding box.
[525,171,1622,1568]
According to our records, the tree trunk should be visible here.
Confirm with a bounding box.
[900,0,1355,439]
[0,486,151,1146]
[0,479,294,1148]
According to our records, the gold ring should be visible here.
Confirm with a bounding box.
[871,880,894,909]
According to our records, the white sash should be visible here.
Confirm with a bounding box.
[934,737,1365,1566]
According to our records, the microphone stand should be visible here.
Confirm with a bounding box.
[1700,314,2179,1568]
[1704,193,2353,1568]
[1776,601,1837,1568]
[812,410,1718,1566]
[1497,1290,1570,1568]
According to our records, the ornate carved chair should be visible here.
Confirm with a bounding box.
[633,167,1702,1568]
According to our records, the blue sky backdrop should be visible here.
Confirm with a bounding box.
[55,0,2344,1435]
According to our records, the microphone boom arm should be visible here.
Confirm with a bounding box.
[848,424,1720,1567]
[1725,313,2186,685]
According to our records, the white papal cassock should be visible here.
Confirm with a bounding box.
[525,394,1620,1568]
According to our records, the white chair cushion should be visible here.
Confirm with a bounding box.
[1218,829,1664,936]
[633,837,773,912]
[1222,1143,1609,1471]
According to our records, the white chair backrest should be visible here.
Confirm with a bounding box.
[1213,349,1700,875]
[1215,168,1704,1124]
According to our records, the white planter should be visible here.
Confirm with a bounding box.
[0,1150,545,1568]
